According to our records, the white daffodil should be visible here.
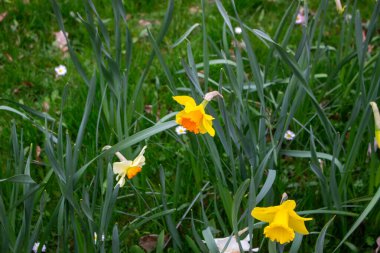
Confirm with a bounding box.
[103,145,147,187]
[284,130,296,141]
[55,65,67,76]
[175,125,187,135]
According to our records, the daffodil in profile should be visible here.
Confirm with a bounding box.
[370,102,380,148]
[251,200,312,244]
[173,91,222,137]
[103,145,147,187]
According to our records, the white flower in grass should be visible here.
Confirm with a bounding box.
[175,125,187,135]
[284,130,296,140]
[295,7,305,25]
[94,232,97,244]
[55,65,67,76]
[211,235,259,253]
[101,233,105,241]
[295,13,305,25]
[234,26,242,34]
[32,242,46,253]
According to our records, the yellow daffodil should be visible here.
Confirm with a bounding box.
[173,91,222,137]
[103,145,147,187]
[251,200,312,244]
[370,102,380,148]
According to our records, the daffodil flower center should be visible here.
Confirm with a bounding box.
[127,166,142,179]
[263,209,295,244]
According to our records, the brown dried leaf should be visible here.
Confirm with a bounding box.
[36,145,42,161]
[139,234,158,252]
[3,52,13,62]
[139,234,169,252]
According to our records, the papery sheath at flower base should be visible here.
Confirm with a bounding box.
[251,200,312,245]
[173,91,222,137]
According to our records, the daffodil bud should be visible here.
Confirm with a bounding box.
[370,102,380,148]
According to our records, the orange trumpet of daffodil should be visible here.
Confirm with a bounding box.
[251,200,312,244]
[173,91,222,137]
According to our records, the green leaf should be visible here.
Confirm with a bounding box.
[202,227,219,253]
[171,23,200,48]
[315,216,335,253]
[0,174,35,184]
[112,224,120,253]
[156,230,165,253]
[334,186,380,252]
[256,170,276,204]
[74,120,177,183]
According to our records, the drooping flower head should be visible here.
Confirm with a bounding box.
[370,102,380,148]
[251,200,312,244]
[103,145,147,187]
[173,91,222,137]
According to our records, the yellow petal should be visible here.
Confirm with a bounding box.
[264,223,295,244]
[281,200,296,210]
[173,96,196,107]
[251,206,279,223]
[175,111,185,125]
[113,161,131,175]
[376,130,380,148]
[288,210,312,235]
[202,117,215,137]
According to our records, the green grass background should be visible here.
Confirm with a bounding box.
[0,0,379,252]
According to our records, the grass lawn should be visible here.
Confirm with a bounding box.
[0,0,379,252]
